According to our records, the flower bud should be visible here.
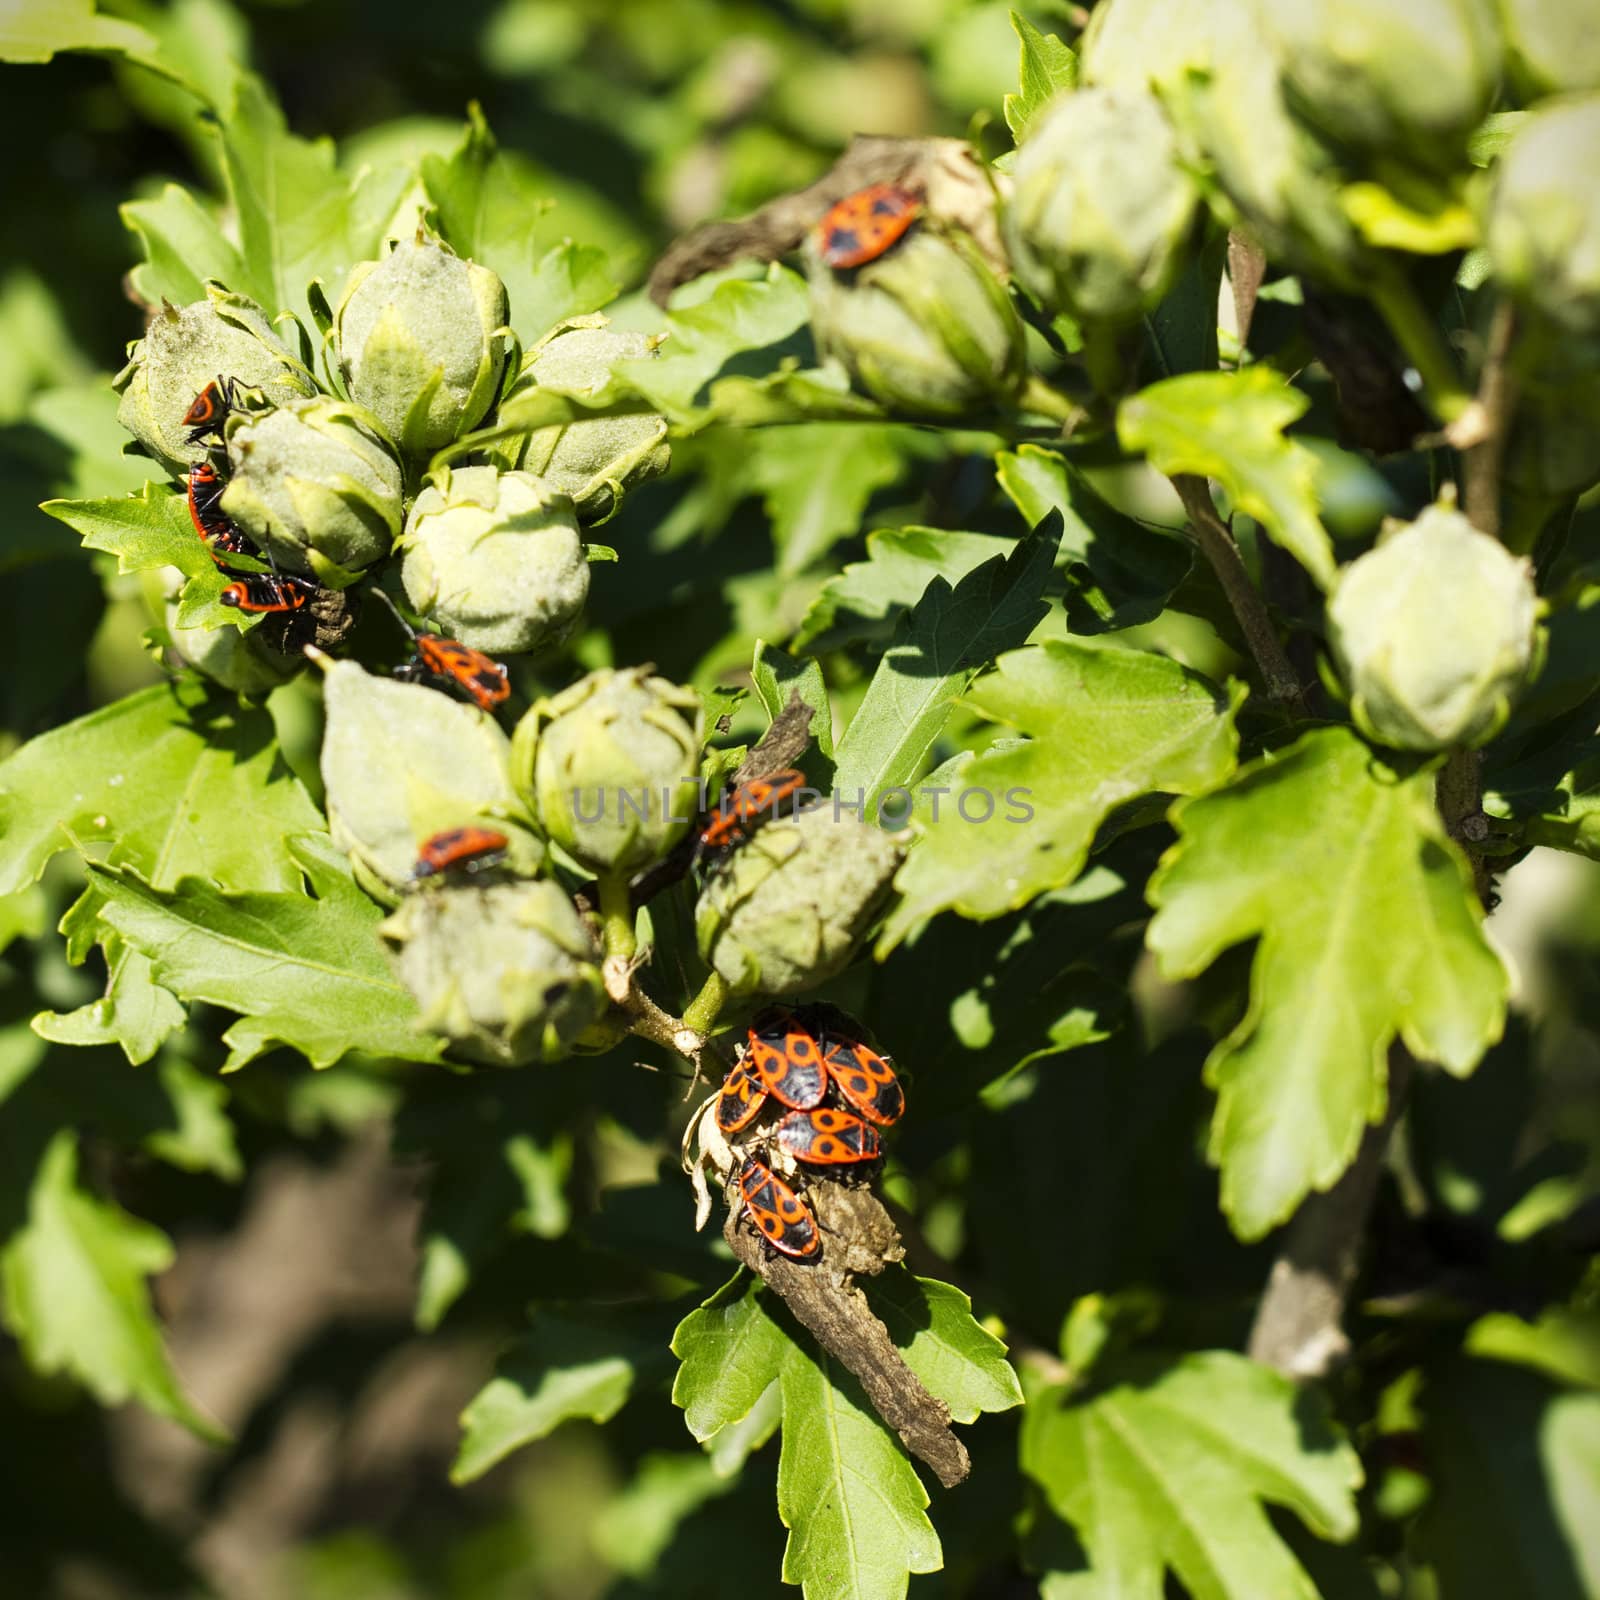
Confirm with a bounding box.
[159,572,302,695]
[320,661,538,899]
[113,286,316,476]
[399,466,589,655]
[696,805,902,997]
[1496,0,1600,98]
[511,667,704,876]
[1263,0,1501,174]
[805,227,1026,420]
[219,396,403,583]
[381,880,605,1066]
[1328,503,1541,751]
[334,233,512,458]
[1005,88,1199,325]
[493,319,671,524]
[1486,96,1600,341]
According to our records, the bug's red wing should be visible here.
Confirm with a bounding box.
[822,1040,905,1126]
[714,1063,768,1134]
[745,1022,827,1110]
[738,1158,819,1259]
[775,1107,881,1165]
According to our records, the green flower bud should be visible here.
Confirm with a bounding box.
[696,805,902,997]
[1486,96,1600,341]
[113,286,316,475]
[1496,0,1600,98]
[220,396,403,583]
[320,661,538,900]
[334,233,513,458]
[1328,503,1541,751]
[494,319,671,524]
[1263,0,1501,173]
[160,573,301,695]
[806,227,1026,420]
[1005,88,1199,325]
[400,466,589,655]
[511,667,704,876]
[381,880,605,1066]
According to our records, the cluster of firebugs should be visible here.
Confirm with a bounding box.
[185,187,917,1172]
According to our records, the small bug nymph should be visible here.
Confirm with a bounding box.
[815,184,921,270]
[412,826,510,880]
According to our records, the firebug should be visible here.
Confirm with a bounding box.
[714,1062,768,1135]
[187,460,259,570]
[182,377,246,446]
[219,573,316,613]
[775,1106,882,1166]
[696,767,805,857]
[821,1038,905,1126]
[413,827,510,880]
[373,589,510,714]
[815,184,921,270]
[744,1007,827,1110]
[737,1157,820,1260]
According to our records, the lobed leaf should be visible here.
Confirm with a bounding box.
[881,640,1242,951]
[1148,726,1508,1238]
[1004,14,1079,142]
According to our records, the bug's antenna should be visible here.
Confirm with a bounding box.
[366,584,419,641]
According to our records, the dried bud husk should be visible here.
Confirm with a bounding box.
[334,233,513,459]
[381,880,605,1066]
[1005,87,1199,325]
[1486,96,1600,342]
[1328,503,1541,750]
[1263,0,1502,175]
[511,666,704,875]
[220,396,403,583]
[400,465,589,655]
[493,318,671,523]
[1496,0,1600,98]
[160,574,302,696]
[113,286,316,475]
[696,805,902,997]
[805,227,1026,420]
[320,661,538,901]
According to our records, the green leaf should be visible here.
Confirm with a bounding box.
[44,487,241,630]
[1341,181,1477,254]
[1004,14,1079,143]
[881,641,1241,951]
[591,1452,737,1578]
[752,640,835,763]
[1143,228,1227,378]
[622,266,812,424]
[795,527,1022,653]
[996,446,1191,633]
[1465,1308,1600,1391]
[121,183,249,313]
[867,1272,1022,1424]
[0,1123,219,1438]
[0,0,166,71]
[212,74,412,332]
[0,677,321,896]
[832,514,1063,821]
[744,424,910,577]
[1118,369,1336,590]
[1416,1358,1600,1600]
[1148,727,1508,1238]
[454,1305,675,1484]
[672,1273,792,1447]
[85,836,444,1071]
[778,1346,943,1600]
[422,109,619,346]
[1022,1351,1360,1599]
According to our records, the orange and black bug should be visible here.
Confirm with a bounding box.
[738,1157,820,1260]
[815,184,921,270]
[745,1007,827,1110]
[714,1062,768,1135]
[775,1106,882,1166]
[373,589,510,714]
[413,826,509,880]
[182,377,245,446]
[821,1038,905,1126]
[186,460,259,570]
[696,767,806,857]
[219,573,316,613]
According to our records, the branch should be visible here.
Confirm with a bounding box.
[1247,1044,1415,1377]
[1461,301,1519,540]
[1170,474,1307,708]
